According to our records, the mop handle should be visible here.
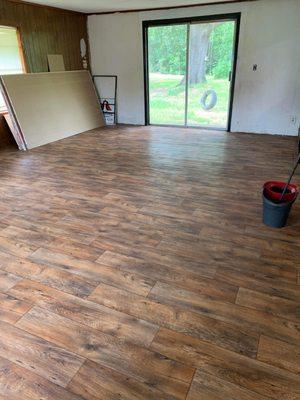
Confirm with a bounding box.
[279,152,300,202]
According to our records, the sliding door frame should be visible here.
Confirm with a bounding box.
[143,12,241,131]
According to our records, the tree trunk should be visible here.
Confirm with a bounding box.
[188,24,214,85]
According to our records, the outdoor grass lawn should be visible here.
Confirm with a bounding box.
[149,73,230,127]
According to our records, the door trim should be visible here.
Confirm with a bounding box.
[184,23,191,127]
[143,12,241,131]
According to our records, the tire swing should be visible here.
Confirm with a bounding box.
[200,89,217,110]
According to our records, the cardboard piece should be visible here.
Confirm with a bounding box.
[1,70,105,149]
[47,54,65,72]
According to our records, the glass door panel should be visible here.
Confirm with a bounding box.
[148,24,187,125]
[187,21,236,128]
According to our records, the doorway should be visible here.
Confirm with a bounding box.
[0,25,26,111]
[143,14,240,130]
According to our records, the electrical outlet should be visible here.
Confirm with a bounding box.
[291,115,297,125]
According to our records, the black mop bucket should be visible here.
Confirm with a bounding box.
[263,190,296,228]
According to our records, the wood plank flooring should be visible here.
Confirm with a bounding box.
[0,125,299,399]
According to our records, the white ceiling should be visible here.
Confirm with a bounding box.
[23,0,240,14]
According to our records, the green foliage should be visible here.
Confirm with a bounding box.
[148,21,235,80]
[148,25,187,75]
[209,22,235,79]
[212,59,230,79]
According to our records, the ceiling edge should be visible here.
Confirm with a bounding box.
[87,0,259,16]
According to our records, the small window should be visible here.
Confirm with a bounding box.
[0,25,26,112]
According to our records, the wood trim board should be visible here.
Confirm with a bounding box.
[88,0,259,15]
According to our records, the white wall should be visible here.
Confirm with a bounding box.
[88,12,145,125]
[88,0,300,135]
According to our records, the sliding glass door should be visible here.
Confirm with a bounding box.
[145,15,239,130]
[187,21,235,128]
[147,24,187,125]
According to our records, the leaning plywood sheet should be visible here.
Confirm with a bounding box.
[1,70,105,149]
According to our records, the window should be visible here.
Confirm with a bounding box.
[0,25,26,111]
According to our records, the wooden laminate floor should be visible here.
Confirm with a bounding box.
[0,125,299,400]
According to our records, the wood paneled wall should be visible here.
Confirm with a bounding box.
[0,0,88,73]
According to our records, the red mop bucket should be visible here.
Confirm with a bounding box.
[263,181,298,203]
[262,153,299,228]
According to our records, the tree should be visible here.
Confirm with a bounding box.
[147,21,234,82]
[148,25,187,75]
[188,24,215,85]
[210,22,235,79]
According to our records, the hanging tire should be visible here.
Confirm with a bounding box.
[200,89,217,110]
